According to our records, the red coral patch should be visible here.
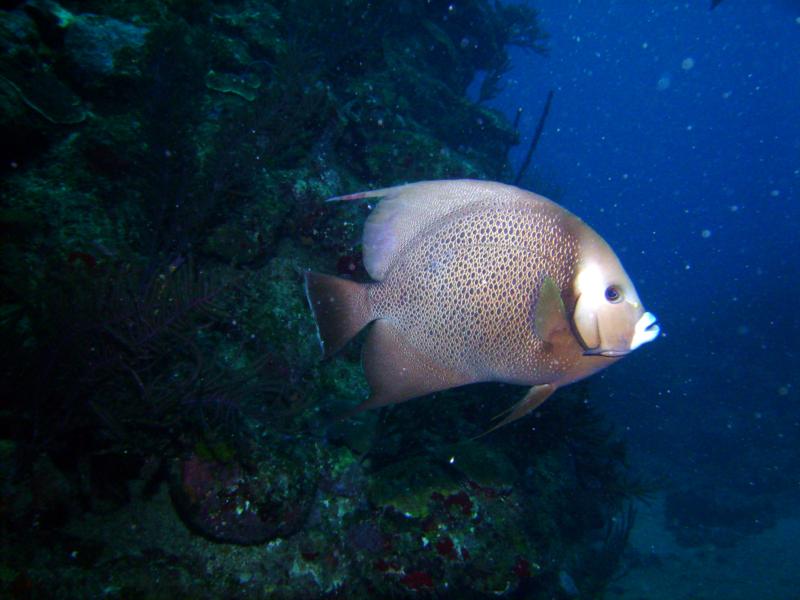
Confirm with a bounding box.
[513,557,532,578]
[435,536,456,560]
[444,491,473,516]
[401,571,434,590]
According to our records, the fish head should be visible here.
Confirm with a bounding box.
[571,229,660,357]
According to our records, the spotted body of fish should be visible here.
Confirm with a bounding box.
[305,180,659,429]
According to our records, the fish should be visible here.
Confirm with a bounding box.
[304,179,659,430]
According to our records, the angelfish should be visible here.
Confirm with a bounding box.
[304,180,659,430]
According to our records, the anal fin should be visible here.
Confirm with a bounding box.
[354,319,477,413]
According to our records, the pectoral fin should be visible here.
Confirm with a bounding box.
[534,277,570,345]
[478,384,556,436]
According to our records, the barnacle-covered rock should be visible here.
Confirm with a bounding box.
[170,441,320,545]
[210,3,283,58]
[63,12,148,86]
[0,9,86,127]
[0,5,85,165]
[0,9,39,53]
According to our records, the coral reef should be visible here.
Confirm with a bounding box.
[0,0,653,597]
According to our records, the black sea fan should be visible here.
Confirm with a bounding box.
[3,255,263,463]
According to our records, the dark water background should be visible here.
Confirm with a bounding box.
[495,0,799,495]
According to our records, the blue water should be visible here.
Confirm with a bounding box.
[491,1,799,487]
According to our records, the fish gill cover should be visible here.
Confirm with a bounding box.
[0,0,797,599]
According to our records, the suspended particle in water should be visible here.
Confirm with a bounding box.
[701,229,711,238]
[657,73,671,91]
[681,57,695,70]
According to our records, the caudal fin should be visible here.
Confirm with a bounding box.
[304,271,373,357]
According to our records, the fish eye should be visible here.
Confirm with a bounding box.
[605,285,623,304]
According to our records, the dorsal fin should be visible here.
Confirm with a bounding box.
[329,179,541,280]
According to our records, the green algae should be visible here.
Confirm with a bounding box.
[445,441,519,488]
[367,459,462,519]
[193,438,237,463]
[0,72,87,125]
[205,69,261,101]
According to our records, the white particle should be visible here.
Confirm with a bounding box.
[681,57,695,70]
[701,229,711,238]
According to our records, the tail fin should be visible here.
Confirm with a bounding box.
[304,271,373,358]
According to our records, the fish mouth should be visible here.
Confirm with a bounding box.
[581,311,660,357]
[630,311,660,351]
[582,347,631,358]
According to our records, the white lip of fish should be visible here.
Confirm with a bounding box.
[630,311,660,351]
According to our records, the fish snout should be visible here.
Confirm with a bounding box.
[630,311,660,351]
[581,310,659,357]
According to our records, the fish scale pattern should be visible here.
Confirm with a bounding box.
[370,203,581,385]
